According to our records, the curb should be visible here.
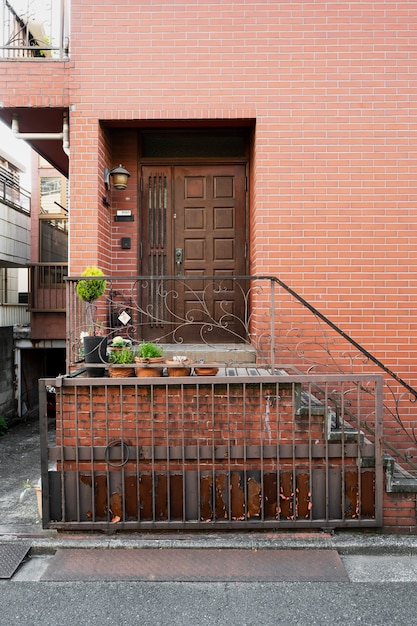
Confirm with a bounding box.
[2,529,417,556]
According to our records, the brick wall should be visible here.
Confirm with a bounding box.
[2,1,417,529]
[3,2,415,385]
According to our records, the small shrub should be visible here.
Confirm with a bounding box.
[76,266,106,303]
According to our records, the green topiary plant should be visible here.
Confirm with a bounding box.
[76,266,106,303]
[76,266,106,337]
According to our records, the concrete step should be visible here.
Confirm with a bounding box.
[161,343,256,365]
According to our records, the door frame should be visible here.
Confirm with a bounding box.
[137,129,251,342]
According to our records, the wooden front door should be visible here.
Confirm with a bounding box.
[141,164,247,342]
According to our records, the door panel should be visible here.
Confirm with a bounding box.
[140,164,247,343]
[140,167,172,339]
[174,165,246,342]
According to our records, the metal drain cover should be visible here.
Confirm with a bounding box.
[0,542,31,579]
[41,548,349,582]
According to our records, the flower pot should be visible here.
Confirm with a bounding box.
[84,335,107,376]
[194,364,219,376]
[135,356,164,377]
[108,365,135,378]
[166,359,192,377]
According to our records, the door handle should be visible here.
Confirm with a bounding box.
[175,248,183,275]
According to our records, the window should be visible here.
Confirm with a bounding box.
[40,176,67,214]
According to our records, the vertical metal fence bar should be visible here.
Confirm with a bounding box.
[74,384,81,523]
[165,381,171,522]
[105,384,111,523]
[196,382,202,523]
[89,382,96,523]
[119,383,126,524]
[150,383,156,523]
[340,381,346,522]
[356,383,362,520]
[307,381,313,523]
[324,382,330,523]
[242,382,248,520]
[181,383,186,523]
[226,381,232,522]
[291,381,297,522]
[276,382,281,523]
[374,375,384,526]
[134,384,140,523]
[211,382,216,522]
[58,382,65,523]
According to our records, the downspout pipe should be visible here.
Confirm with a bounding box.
[12,112,70,155]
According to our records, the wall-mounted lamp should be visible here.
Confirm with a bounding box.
[104,164,131,190]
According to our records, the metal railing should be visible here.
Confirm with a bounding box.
[64,273,417,477]
[29,263,67,311]
[0,176,30,213]
[39,372,383,530]
[0,0,69,59]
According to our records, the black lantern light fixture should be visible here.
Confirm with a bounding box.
[104,164,131,190]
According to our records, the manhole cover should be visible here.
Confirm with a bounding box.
[0,542,31,579]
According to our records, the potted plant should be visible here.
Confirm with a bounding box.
[135,342,164,377]
[108,335,132,352]
[165,355,192,377]
[76,266,107,376]
[108,346,135,378]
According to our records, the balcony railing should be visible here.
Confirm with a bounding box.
[0,0,69,59]
[29,263,67,312]
[0,176,30,214]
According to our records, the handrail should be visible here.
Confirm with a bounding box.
[66,271,417,399]
[63,272,417,467]
[269,275,417,400]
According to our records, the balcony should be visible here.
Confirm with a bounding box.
[0,0,69,59]
[0,175,30,267]
[28,263,67,312]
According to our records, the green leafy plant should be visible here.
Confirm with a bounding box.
[76,266,106,303]
[76,266,107,337]
[137,342,163,359]
[0,415,8,436]
[108,348,135,365]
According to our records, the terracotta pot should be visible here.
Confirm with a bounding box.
[135,356,164,377]
[108,366,135,378]
[166,359,192,377]
[194,364,219,376]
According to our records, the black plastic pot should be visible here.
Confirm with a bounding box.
[83,335,107,376]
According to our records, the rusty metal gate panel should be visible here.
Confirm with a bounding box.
[39,373,383,531]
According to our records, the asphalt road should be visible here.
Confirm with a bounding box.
[1,578,417,626]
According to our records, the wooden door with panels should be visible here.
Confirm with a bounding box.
[140,164,247,342]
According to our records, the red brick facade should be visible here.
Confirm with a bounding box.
[1,1,417,530]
